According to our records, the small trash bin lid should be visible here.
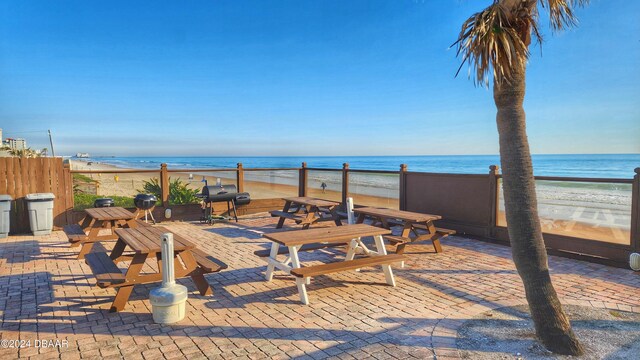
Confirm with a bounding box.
[0,195,12,201]
[25,193,56,201]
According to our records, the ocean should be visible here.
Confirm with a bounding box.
[79,154,639,179]
[72,154,636,243]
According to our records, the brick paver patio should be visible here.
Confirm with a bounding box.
[1,213,638,359]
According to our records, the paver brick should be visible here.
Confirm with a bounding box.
[0,213,637,359]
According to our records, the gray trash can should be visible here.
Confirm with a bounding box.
[0,195,12,238]
[25,193,55,236]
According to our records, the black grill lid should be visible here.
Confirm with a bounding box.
[202,185,237,202]
[93,198,114,208]
[134,194,157,210]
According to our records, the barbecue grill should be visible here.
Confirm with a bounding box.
[134,193,157,224]
[93,198,114,208]
[198,184,250,223]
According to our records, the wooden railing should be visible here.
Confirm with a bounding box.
[64,163,640,266]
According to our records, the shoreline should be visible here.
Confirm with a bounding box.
[69,159,630,245]
[69,159,399,208]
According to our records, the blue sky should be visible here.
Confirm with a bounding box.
[0,0,638,156]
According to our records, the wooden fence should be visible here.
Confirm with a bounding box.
[0,157,73,233]
[4,158,638,267]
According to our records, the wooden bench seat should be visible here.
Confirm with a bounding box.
[191,248,228,273]
[411,224,456,236]
[63,224,87,244]
[254,242,347,257]
[290,254,405,278]
[132,219,153,227]
[84,252,125,288]
[384,235,411,245]
[269,210,305,222]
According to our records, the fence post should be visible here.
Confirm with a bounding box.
[299,162,307,197]
[399,164,407,211]
[342,163,349,205]
[487,165,500,238]
[160,163,169,206]
[631,167,640,253]
[237,163,245,193]
[63,161,73,225]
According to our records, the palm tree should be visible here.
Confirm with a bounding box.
[454,0,588,355]
[7,147,40,158]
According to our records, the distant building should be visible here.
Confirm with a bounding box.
[75,152,90,158]
[4,138,27,150]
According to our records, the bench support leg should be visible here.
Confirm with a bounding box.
[77,242,94,260]
[345,239,357,261]
[373,235,396,287]
[265,242,279,281]
[110,286,134,312]
[295,278,309,305]
[288,246,309,304]
[345,238,363,272]
[394,243,407,268]
[191,274,213,296]
[110,240,127,261]
[276,201,292,229]
[432,238,443,253]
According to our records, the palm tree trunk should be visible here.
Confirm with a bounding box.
[494,66,584,355]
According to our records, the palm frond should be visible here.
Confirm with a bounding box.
[540,0,589,31]
[453,2,533,87]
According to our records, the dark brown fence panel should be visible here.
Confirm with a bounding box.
[404,172,493,237]
[631,168,640,253]
[0,157,71,234]
[494,227,631,266]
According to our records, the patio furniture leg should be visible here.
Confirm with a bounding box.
[109,239,127,261]
[191,273,213,296]
[331,207,342,226]
[296,278,309,305]
[288,246,309,304]
[432,238,443,253]
[276,201,292,229]
[77,242,94,259]
[110,285,134,312]
[80,215,92,229]
[265,242,279,281]
[345,239,357,261]
[180,251,213,296]
[345,238,362,272]
[374,234,396,287]
[108,253,147,312]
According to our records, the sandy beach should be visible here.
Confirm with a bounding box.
[69,160,399,209]
[70,159,629,245]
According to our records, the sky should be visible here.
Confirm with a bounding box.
[0,0,638,157]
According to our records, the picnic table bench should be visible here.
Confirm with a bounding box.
[353,207,455,255]
[270,197,342,229]
[63,207,144,259]
[260,224,404,304]
[84,226,227,312]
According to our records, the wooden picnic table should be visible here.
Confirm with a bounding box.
[270,196,342,229]
[260,224,404,304]
[65,207,140,259]
[83,226,226,312]
[353,207,455,254]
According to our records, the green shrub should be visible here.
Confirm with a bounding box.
[73,194,134,211]
[73,173,96,183]
[138,177,200,205]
